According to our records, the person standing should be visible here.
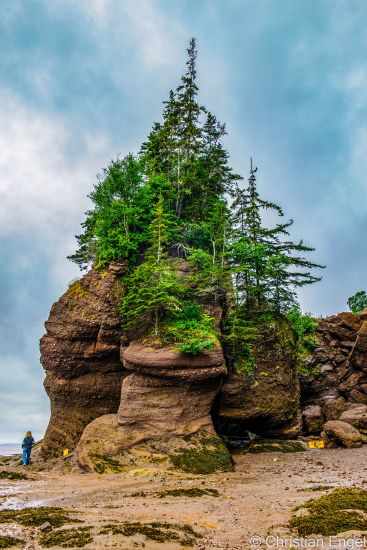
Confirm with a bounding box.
[22,431,35,466]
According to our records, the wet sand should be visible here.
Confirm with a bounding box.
[1,446,367,549]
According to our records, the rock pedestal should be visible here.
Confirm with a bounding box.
[76,342,232,474]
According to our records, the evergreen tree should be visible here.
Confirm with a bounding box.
[68,39,325,362]
[231,160,323,314]
[141,38,240,224]
[68,155,145,269]
[121,196,183,335]
[348,290,367,313]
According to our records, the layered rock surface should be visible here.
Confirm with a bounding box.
[216,317,300,439]
[300,311,367,442]
[40,264,126,457]
[76,342,232,473]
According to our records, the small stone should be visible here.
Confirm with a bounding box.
[39,522,52,532]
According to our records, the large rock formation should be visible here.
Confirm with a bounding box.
[300,311,367,439]
[76,342,232,473]
[40,251,367,463]
[40,263,126,457]
[216,317,300,439]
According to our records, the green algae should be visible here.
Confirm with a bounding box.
[99,521,201,546]
[169,435,232,474]
[92,455,124,474]
[0,507,81,528]
[247,440,307,454]
[39,527,93,548]
[0,471,27,481]
[0,536,24,548]
[290,487,367,536]
[158,487,219,498]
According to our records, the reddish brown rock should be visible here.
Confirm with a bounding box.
[40,264,126,457]
[349,321,367,371]
[300,312,367,434]
[302,405,324,434]
[340,405,367,432]
[322,420,363,448]
[117,343,226,446]
[322,395,347,421]
[217,317,300,437]
[76,342,231,473]
[122,342,226,381]
[117,372,220,443]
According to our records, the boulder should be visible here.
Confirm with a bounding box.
[322,395,347,421]
[322,420,363,448]
[217,317,300,438]
[40,264,126,457]
[340,405,367,433]
[302,405,324,434]
[77,414,232,475]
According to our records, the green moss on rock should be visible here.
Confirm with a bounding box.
[66,281,89,300]
[290,487,367,536]
[158,487,219,498]
[0,536,24,548]
[100,521,201,546]
[169,435,232,474]
[39,527,92,548]
[0,471,27,481]
[0,507,80,528]
[247,439,307,454]
[92,455,124,474]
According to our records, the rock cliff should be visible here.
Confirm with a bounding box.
[40,263,126,457]
[300,310,367,442]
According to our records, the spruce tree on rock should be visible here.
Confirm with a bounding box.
[231,159,323,314]
[121,195,183,336]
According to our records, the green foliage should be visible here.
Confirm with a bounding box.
[121,260,184,336]
[223,308,258,375]
[286,306,318,373]
[163,303,218,355]
[121,196,184,335]
[69,39,324,353]
[230,161,324,316]
[68,155,147,269]
[348,290,367,313]
[141,38,241,221]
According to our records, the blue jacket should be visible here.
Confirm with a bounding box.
[22,437,34,449]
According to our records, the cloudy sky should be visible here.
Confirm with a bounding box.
[1,0,366,443]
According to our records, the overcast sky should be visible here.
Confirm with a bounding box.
[1,0,366,443]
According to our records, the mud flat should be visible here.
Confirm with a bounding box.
[1,446,367,548]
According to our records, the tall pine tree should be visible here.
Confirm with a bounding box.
[121,195,183,335]
[231,159,323,314]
